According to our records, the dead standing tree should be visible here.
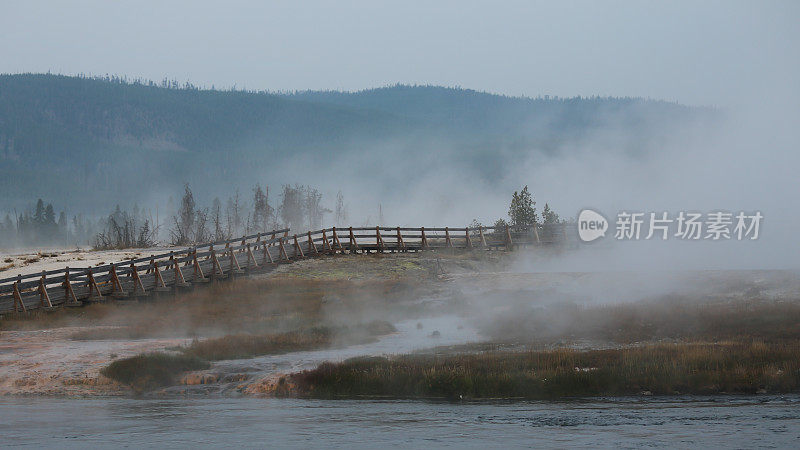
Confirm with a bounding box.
[170,184,209,245]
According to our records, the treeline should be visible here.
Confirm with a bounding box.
[92,182,338,248]
[0,73,706,212]
[0,199,97,248]
[506,185,564,227]
[170,184,333,245]
[473,186,567,237]
[93,205,157,250]
[0,183,343,250]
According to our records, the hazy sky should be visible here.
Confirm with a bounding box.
[1,1,798,106]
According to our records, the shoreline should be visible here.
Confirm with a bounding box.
[2,254,799,401]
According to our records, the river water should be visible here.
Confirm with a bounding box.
[2,396,799,448]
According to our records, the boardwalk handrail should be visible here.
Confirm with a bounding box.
[0,228,290,286]
[0,223,571,314]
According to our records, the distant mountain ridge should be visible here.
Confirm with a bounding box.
[0,74,709,211]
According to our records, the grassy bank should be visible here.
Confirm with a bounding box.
[100,353,209,392]
[1,275,422,339]
[479,296,800,345]
[183,320,396,360]
[289,341,800,399]
[102,321,397,390]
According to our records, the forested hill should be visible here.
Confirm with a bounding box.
[0,74,708,211]
[286,85,695,138]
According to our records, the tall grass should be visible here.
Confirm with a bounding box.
[482,297,800,344]
[100,352,209,392]
[291,341,800,399]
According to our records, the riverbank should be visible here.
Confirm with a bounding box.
[286,340,800,400]
[1,251,798,399]
[0,252,473,396]
[100,321,397,391]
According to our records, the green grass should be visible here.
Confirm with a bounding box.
[100,352,210,392]
[289,341,800,400]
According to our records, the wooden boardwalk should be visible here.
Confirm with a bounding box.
[0,224,568,315]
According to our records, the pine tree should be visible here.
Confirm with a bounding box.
[44,203,56,226]
[33,199,45,225]
[279,184,304,231]
[508,186,537,226]
[542,203,560,225]
[252,184,272,232]
[172,184,196,244]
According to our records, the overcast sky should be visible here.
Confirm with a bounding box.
[1,1,798,106]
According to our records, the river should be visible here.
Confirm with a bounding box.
[2,396,799,448]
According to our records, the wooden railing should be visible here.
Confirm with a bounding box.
[0,223,570,315]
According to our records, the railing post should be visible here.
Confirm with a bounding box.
[263,240,275,264]
[479,226,487,248]
[464,227,472,248]
[208,247,215,278]
[229,246,242,273]
[505,225,513,251]
[130,262,146,295]
[210,246,223,280]
[349,227,359,253]
[171,252,188,286]
[64,267,79,305]
[86,268,103,300]
[445,227,453,248]
[420,227,429,250]
[376,226,384,252]
[321,229,332,253]
[278,237,289,261]
[109,265,126,298]
[12,276,25,313]
[193,249,207,282]
[293,234,305,258]
[308,231,318,254]
[151,257,167,289]
[39,271,52,309]
[246,243,259,269]
[332,227,342,253]
[397,227,406,252]
[533,225,540,244]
